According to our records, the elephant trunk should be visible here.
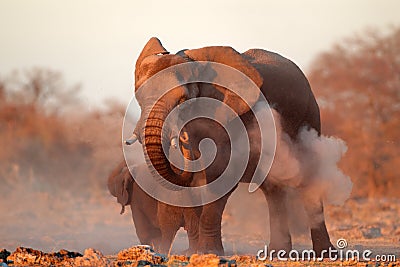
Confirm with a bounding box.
[142,102,193,187]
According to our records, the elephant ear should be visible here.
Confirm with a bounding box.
[184,46,263,118]
[135,37,170,90]
[136,37,169,67]
[107,162,134,214]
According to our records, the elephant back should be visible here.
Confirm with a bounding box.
[242,49,320,139]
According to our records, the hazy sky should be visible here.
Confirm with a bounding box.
[1,0,399,109]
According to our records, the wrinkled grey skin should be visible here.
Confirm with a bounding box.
[131,38,335,255]
[107,161,201,254]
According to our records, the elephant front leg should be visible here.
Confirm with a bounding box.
[183,207,201,254]
[157,202,183,254]
[130,205,162,248]
[300,190,335,257]
[197,192,232,255]
[261,182,292,255]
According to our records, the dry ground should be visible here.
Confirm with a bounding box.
[1,186,399,266]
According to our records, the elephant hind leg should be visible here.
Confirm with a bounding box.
[261,182,292,255]
[310,222,335,257]
[300,190,335,257]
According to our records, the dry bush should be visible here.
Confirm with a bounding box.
[0,68,126,199]
[308,26,400,198]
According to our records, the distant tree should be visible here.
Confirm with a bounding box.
[308,26,400,197]
[0,68,124,199]
[7,68,81,114]
[0,68,84,190]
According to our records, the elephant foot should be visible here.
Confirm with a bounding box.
[197,238,224,256]
[198,248,224,256]
[310,224,336,258]
[314,243,337,259]
[267,241,292,258]
[181,247,199,256]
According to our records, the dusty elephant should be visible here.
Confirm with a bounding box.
[107,161,202,254]
[125,37,335,255]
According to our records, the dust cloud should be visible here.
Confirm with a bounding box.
[221,106,352,254]
[267,109,353,206]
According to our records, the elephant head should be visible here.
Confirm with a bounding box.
[127,37,263,187]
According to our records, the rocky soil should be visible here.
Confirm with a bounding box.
[0,199,400,267]
[1,195,399,266]
[0,245,399,266]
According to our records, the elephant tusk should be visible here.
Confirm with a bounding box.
[125,134,138,145]
[171,136,178,149]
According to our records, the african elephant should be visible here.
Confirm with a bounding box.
[107,161,202,254]
[125,37,335,255]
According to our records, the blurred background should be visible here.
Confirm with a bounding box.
[0,0,399,255]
